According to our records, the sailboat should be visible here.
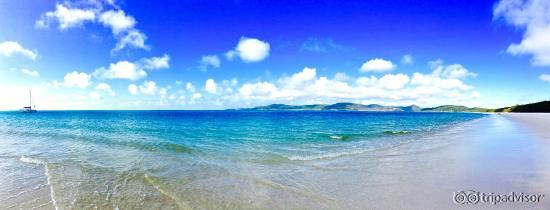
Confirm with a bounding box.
[21,89,37,113]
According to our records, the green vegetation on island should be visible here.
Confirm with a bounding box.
[235,101,550,113]
[239,102,422,112]
[420,105,492,112]
[493,101,550,113]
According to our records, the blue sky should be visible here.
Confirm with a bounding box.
[0,0,549,110]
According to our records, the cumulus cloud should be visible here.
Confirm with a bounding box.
[279,67,317,88]
[0,41,37,60]
[429,60,477,79]
[159,64,477,108]
[128,84,139,95]
[378,74,410,90]
[198,55,221,71]
[139,81,157,95]
[205,79,218,94]
[360,58,395,72]
[98,9,149,53]
[494,0,550,66]
[112,30,149,52]
[63,71,91,88]
[192,92,202,99]
[333,72,350,81]
[21,69,40,77]
[141,54,170,70]
[93,55,169,80]
[128,81,157,95]
[226,37,270,63]
[35,3,96,30]
[540,74,550,83]
[95,83,115,96]
[201,63,480,107]
[94,60,147,80]
[36,2,149,53]
[98,10,135,35]
[239,82,278,98]
[356,76,378,86]
[401,54,413,65]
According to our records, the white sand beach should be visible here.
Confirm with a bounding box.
[317,113,550,209]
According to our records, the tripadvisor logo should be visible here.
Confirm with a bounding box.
[453,190,544,205]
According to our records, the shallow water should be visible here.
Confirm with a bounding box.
[0,111,485,209]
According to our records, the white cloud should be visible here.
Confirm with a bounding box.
[540,74,550,82]
[205,79,218,94]
[35,3,96,30]
[112,30,149,52]
[127,81,159,96]
[192,92,202,99]
[95,83,115,96]
[0,41,37,60]
[208,63,480,107]
[141,54,170,70]
[441,64,477,79]
[401,54,413,65]
[98,10,136,35]
[239,82,278,98]
[139,80,157,95]
[93,55,169,80]
[36,2,150,53]
[494,0,550,66]
[278,67,317,88]
[128,84,139,95]
[224,51,236,61]
[21,69,40,77]
[427,61,478,80]
[333,72,350,81]
[186,82,196,92]
[356,76,378,86]
[360,58,395,72]
[378,74,410,90]
[94,61,147,80]
[63,71,91,88]
[429,60,477,79]
[410,70,472,91]
[226,37,270,63]
[198,55,221,71]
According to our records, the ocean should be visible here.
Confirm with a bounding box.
[0,111,486,209]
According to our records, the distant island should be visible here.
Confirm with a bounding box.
[232,101,550,113]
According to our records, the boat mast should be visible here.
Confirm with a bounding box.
[29,89,32,109]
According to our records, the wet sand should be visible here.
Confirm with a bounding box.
[0,113,549,209]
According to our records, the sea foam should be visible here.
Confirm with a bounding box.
[19,156,59,210]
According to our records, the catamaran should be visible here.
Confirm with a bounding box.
[21,89,37,113]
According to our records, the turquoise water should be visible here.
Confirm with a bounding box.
[0,111,485,209]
